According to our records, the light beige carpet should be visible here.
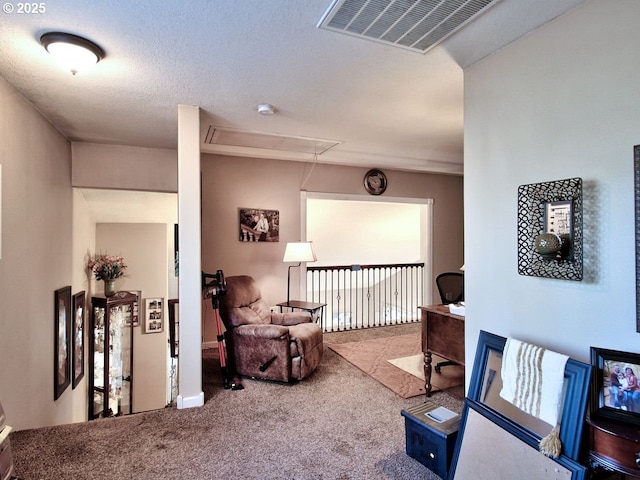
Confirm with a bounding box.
[327,333,464,399]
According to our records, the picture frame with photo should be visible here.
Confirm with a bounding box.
[54,286,72,400]
[239,207,279,242]
[590,347,640,426]
[144,298,164,334]
[72,291,86,389]
[126,290,141,327]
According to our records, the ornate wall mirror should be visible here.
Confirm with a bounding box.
[465,330,592,461]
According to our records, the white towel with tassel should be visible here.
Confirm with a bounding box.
[499,338,569,457]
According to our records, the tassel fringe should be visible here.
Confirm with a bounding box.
[539,425,561,458]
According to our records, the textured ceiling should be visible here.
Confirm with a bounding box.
[0,0,586,177]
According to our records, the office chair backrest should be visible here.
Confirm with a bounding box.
[435,272,464,304]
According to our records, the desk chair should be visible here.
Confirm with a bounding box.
[435,272,464,305]
[434,272,464,373]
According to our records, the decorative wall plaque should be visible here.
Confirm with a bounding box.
[517,178,583,280]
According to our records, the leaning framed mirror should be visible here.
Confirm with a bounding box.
[466,330,592,461]
[450,400,588,480]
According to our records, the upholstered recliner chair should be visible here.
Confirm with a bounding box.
[218,275,323,382]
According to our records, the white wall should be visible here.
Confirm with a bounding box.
[464,0,640,376]
[307,199,423,266]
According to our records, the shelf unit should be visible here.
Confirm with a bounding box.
[89,291,136,420]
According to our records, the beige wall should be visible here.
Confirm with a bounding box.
[95,223,169,413]
[0,76,84,430]
[200,154,464,331]
[72,142,177,193]
[71,189,97,421]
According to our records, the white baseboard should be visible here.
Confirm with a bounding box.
[202,342,218,350]
[177,392,204,409]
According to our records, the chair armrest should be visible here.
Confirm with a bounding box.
[234,324,289,339]
[271,311,312,326]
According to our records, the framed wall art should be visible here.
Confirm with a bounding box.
[363,169,387,195]
[125,290,141,327]
[144,298,164,333]
[590,347,640,426]
[517,177,583,280]
[635,145,640,332]
[72,291,86,389]
[239,208,279,242]
[54,286,72,400]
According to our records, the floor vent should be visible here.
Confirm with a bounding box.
[318,0,499,54]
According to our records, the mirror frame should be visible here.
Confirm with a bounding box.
[450,399,587,480]
[466,330,592,461]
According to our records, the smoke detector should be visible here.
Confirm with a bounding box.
[257,103,276,115]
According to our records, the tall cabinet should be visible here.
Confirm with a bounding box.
[89,291,136,420]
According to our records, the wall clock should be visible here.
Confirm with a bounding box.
[364,169,387,195]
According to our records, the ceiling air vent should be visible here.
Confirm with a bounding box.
[318,0,499,54]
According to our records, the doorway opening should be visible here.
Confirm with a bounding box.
[301,192,433,330]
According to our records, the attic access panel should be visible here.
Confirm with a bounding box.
[318,0,500,54]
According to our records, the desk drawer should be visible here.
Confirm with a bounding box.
[591,422,640,475]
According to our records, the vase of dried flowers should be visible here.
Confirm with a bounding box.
[87,254,127,297]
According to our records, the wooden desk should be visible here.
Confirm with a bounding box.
[419,305,465,397]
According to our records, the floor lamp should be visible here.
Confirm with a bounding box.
[283,242,317,304]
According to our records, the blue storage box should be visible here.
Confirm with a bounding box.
[401,401,460,479]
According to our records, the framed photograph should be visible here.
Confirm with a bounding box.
[543,200,573,236]
[590,347,640,426]
[126,290,141,327]
[239,207,279,242]
[144,298,164,333]
[72,291,85,389]
[54,286,72,400]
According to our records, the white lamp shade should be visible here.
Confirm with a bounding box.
[283,242,317,263]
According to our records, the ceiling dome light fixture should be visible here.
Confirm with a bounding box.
[257,103,276,115]
[40,32,105,75]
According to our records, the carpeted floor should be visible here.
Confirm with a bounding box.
[10,323,465,480]
[327,333,464,398]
